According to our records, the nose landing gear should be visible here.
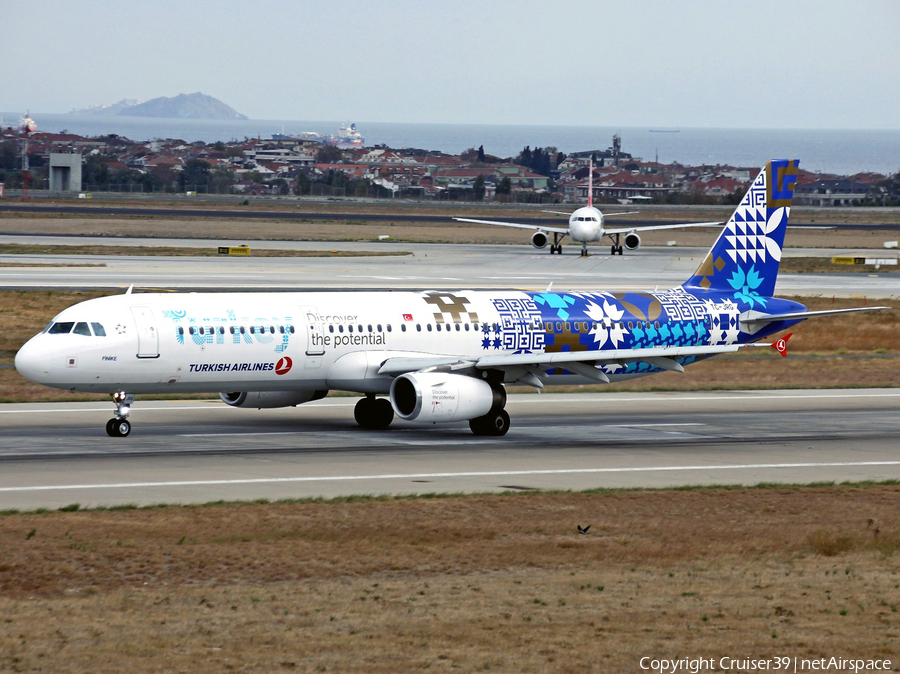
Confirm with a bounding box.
[106,391,134,437]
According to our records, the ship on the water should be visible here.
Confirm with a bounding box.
[271,122,365,148]
[327,122,364,148]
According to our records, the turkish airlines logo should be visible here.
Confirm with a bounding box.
[403,313,413,322]
[275,357,293,375]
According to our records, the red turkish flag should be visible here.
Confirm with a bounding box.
[403,314,413,322]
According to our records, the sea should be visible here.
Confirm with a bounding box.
[4,112,899,177]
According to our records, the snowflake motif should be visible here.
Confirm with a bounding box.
[727,265,768,309]
[584,297,627,348]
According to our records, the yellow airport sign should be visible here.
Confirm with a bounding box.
[218,245,251,256]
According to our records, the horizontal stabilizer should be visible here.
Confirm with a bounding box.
[741,306,890,327]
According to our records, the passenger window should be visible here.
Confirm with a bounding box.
[455,324,460,331]
[49,322,74,334]
[427,324,433,332]
[655,321,660,329]
[565,322,571,332]
[178,327,185,336]
[339,325,344,333]
[377,324,382,331]
[387,324,392,332]
[465,324,470,331]
[73,322,91,336]
[628,321,633,329]
[368,325,373,333]
[416,324,421,332]
[91,322,106,337]
[328,325,333,333]
[240,327,246,335]
[229,326,235,334]
[401,324,406,332]
[348,325,353,333]
[289,326,295,334]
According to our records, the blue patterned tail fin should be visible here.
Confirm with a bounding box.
[682,160,799,299]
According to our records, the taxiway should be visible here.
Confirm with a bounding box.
[1,389,898,509]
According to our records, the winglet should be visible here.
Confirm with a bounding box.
[125,284,134,295]
[770,332,793,357]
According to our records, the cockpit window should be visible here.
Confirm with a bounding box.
[48,322,74,334]
[91,322,106,337]
[41,322,53,334]
[73,322,91,336]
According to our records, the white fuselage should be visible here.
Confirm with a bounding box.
[567,206,604,243]
[17,290,652,396]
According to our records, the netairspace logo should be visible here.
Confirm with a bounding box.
[639,656,892,673]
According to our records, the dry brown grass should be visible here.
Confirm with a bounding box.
[1,486,899,671]
[1,209,897,248]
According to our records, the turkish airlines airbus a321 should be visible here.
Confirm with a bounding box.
[15,160,886,437]
[453,160,721,256]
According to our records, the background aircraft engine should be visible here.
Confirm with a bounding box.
[219,390,328,409]
[531,231,548,249]
[624,232,641,250]
[390,372,504,423]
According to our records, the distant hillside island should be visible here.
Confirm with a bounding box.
[72,93,248,120]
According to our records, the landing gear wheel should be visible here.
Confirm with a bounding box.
[354,397,394,430]
[610,245,623,255]
[469,409,510,437]
[550,244,560,254]
[107,418,131,437]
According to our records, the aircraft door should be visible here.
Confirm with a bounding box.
[130,306,160,358]
[301,305,325,357]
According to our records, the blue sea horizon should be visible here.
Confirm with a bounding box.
[3,112,898,177]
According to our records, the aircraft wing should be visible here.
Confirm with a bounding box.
[604,220,721,235]
[453,217,569,234]
[378,343,765,382]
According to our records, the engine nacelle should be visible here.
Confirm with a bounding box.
[219,390,328,409]
[624,232,641,250]
[531,231,548,249]
[390,372,505,423]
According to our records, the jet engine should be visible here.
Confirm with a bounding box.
[531,231,548,249]
[390,372,505,423]
[219,390,328,409]
[624,232,641,251]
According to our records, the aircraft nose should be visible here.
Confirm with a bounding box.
[15,337,50,384]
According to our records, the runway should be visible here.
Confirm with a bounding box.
[2,235,898,297]
[1,389,899,509]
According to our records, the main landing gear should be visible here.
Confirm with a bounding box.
[469,382,509,437]
[549,232,565,255]
[469,409,510,437]
[609,233,624,255]
[106,391,134,437]
[354,394,394,430]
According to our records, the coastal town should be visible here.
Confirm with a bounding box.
[1,120,897,207]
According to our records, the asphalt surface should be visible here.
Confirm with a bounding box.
[1,236,898,297]
[1,389,899,509]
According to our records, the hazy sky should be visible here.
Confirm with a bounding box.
[3,0,898,129]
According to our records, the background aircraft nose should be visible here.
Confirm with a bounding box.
[15,338,49,384]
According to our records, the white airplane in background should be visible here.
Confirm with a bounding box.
[453,160,721,256]
[15,161,887,438]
